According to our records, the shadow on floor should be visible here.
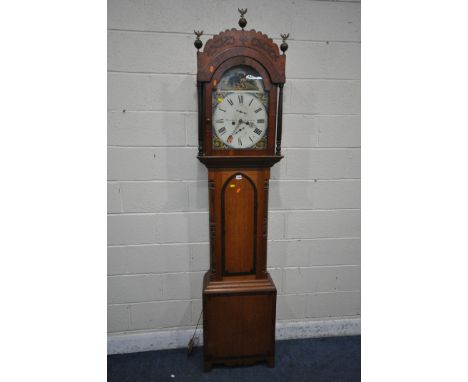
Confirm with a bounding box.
[108,335,360,382]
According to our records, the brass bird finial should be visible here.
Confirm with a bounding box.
[280,33,290,54]
[238,8,247,30]
[194,30,204,51]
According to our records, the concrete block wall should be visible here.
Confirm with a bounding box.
[108,0,360,338]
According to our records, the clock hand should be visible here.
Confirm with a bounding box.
[244,121,256,129]
[233,119,253,135]
[228,119,243,142]
[231,120,241,133]
[233,126,247,135]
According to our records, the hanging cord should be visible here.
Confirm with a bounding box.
[187,309,203,356]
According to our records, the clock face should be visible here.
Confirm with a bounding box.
[212,92,268,149]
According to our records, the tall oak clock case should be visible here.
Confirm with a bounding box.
[194,11,289,371]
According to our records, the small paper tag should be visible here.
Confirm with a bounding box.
[236,175,242,180]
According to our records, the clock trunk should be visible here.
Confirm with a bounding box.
[208,168,270,280]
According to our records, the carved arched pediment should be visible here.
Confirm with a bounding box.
[197,28,286,83]
[204,29,280,60]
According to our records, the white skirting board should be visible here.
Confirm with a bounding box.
[108,318,360,355]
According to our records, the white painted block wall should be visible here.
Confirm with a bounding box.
[108,0,360,341]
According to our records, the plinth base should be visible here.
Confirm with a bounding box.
[202,272,277,372]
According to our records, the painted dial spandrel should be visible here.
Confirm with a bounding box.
[213,92,267,149]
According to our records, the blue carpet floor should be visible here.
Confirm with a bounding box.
[108,335,360,382]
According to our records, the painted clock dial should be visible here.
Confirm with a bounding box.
[212,65,269,150]
[213,93,267,149]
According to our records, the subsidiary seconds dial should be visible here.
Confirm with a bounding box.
[213,93,267,149]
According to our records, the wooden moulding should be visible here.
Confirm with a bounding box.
[203,272,276,294]
[197,155,283,168]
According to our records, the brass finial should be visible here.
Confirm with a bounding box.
[280,33,289,54]
[238,8,247,30]
[194,30,203,51]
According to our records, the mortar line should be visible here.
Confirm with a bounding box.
[109,178,361,182]
[108,289,361,306]
[108,270,206,278]
[108,145,361,149]
[107,237,361,249]
[107,28,361,44]
[107,110,360,116]
[107,236,361,247]
[107,264,360,278]
[108,70,360,81]
[107,145,361,149]
[107,208,360,216]
[107,178,361,184]
[108,314,361,334]
[108,242,210,247]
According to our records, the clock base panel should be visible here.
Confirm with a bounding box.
[202,271,277,371]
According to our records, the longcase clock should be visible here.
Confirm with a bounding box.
[193,9,289,371]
